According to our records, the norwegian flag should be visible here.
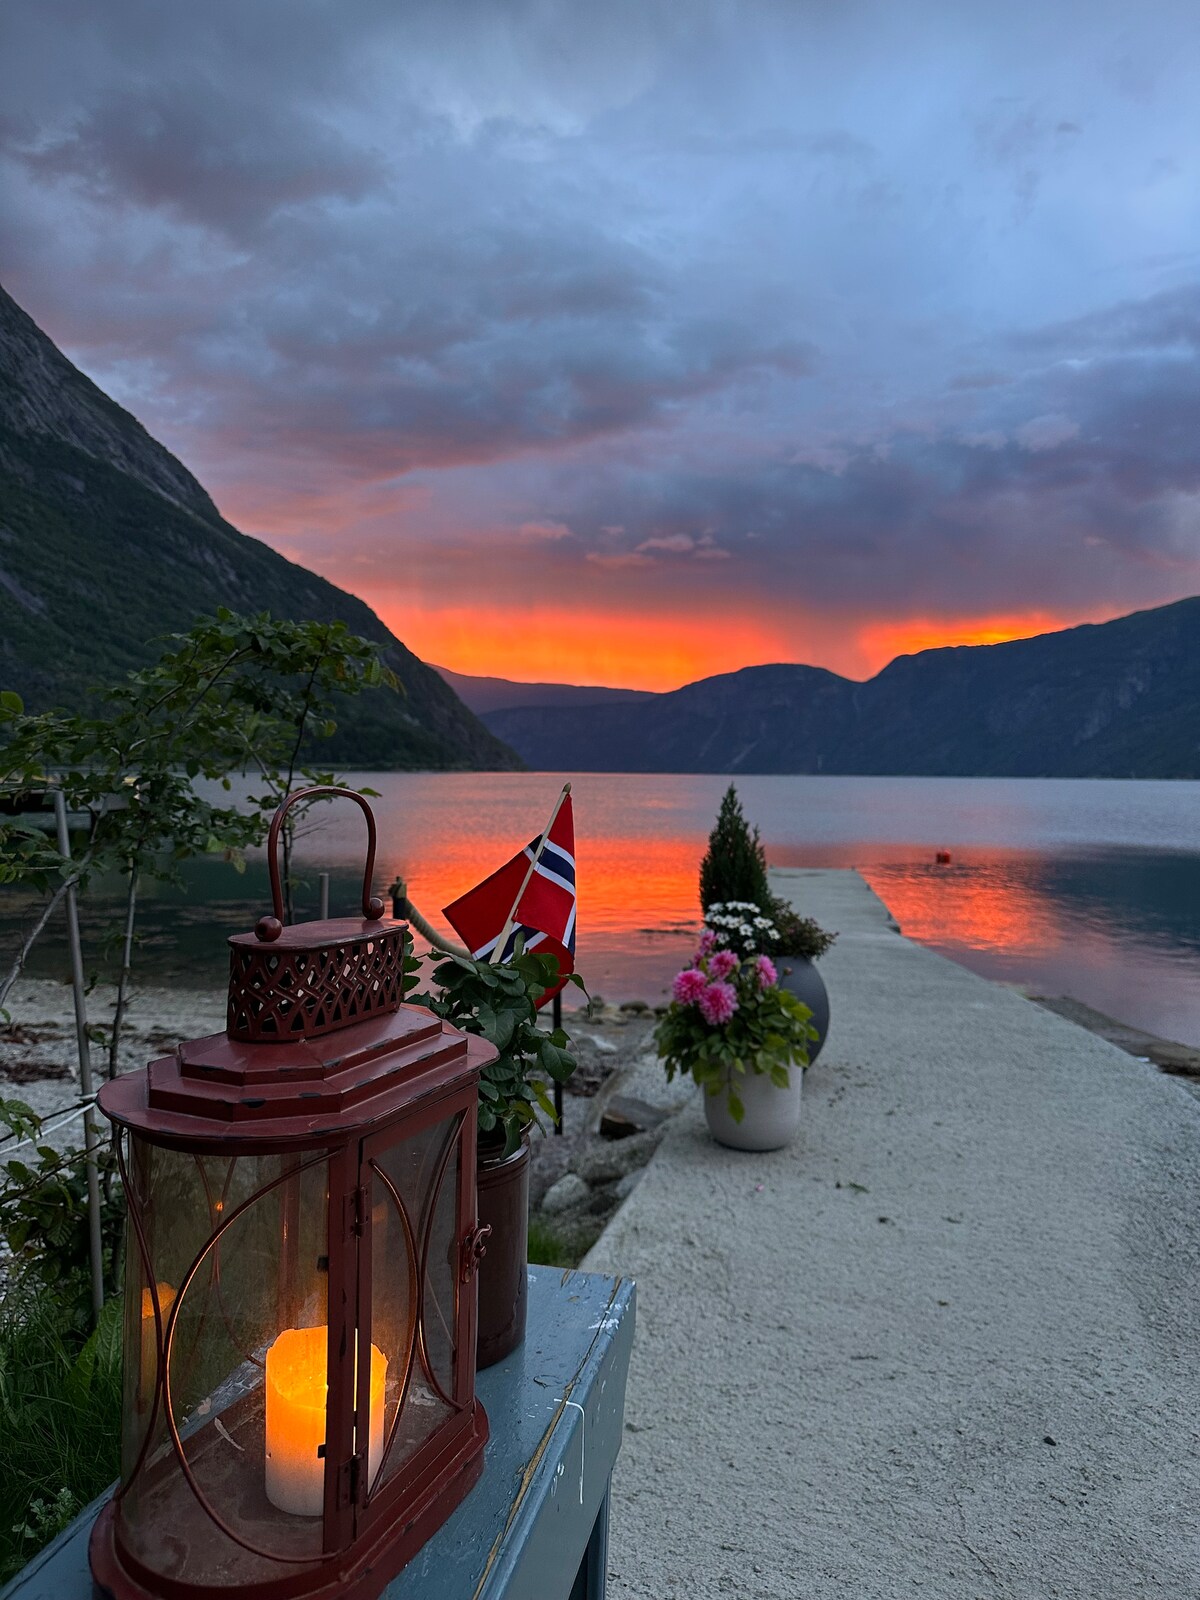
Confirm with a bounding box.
[443,790,576,1001]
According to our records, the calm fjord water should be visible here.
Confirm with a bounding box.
[8,775,1198,1046]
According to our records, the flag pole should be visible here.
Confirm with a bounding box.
[487,782,571,964]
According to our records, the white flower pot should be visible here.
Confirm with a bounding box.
[703,1065,803,1152]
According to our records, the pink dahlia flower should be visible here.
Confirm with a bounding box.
[755,955,778,989]
[698,980,738,1026]
[708,949,738,980]
[672,967,709,1005]
[696,929,718,958]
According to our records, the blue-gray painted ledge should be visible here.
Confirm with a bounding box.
[2,1267,636,1600]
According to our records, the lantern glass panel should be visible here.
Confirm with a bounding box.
[118,1136,334,1585]
[365,1111,463,1496]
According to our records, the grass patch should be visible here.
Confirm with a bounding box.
[0,1289,123,1581]
[527,1217,585,1269]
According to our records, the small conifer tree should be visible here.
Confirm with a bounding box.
[698,785,771,913]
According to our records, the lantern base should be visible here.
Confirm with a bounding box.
[89,1401,489,1600]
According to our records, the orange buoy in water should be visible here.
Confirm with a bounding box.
[935,850,952,864]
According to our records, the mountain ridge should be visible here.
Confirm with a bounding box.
[0,283,521,771]
[0,285,220,523]
[6,281,1194,778]
[433,664,657,715]
[481,598,1200,776]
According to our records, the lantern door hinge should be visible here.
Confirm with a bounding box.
[344,1184,368,1240]
[338,1450,366,1508]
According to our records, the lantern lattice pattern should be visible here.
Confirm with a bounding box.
[226,929,407,1041]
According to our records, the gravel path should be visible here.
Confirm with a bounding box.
[0,980,228,1138]
[585,868,1200,1599]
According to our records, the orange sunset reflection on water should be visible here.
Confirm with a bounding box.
[392,822,703,948]
[302,775,1200,1041]
[361,776,708,998]
[848,854,1071,956]
[16,774,1192,1047]
[843,853,1198,1045]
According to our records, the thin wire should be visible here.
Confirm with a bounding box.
[0,1095,98,1153]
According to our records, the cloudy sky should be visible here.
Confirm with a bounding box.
[3,0,1199,687]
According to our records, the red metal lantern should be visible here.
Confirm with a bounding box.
[90,788,495,1600]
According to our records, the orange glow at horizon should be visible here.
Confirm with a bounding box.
[376,601,799,692]
[239,497,1108,691]
[856,612,1073,675]
[387,601,1095,691]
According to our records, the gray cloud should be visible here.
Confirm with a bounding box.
[494,327,1200,620]
[1,0,1198,677]
[11,87,386,239]
[1017,284,1200,355]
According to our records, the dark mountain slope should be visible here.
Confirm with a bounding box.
[830,599,1200,777]
[483,599,1200,776]
[0,284,519,770]
[0,281,219,520]
[482,663,848,774]
[433,664,656,716]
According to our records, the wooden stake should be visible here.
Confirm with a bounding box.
[487,783,571,964]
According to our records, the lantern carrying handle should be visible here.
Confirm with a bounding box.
[257,786,385,941]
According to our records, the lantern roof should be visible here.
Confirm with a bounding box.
[97,785,497,1150]
[99,1007,494,1149]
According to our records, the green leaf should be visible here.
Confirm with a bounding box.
[65,1295,124,1403]
[490,1007,518,1052]
[530,1081,558,1123]
[500,1118,522,1159]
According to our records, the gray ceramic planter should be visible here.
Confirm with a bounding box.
[703,1063,803,1152]
[776,957,830,1065]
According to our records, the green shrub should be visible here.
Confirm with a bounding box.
[698,788,836,961]
[0,1099,125,1333]
[0,1290,123,1580]
[698,785,771,912]
[413,941,582,1157]
[768,897,837,961]
[0,1100,126,1576]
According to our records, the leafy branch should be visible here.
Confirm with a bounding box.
[0,609,399,1058]
[0,1098,124,1327]
[413,942,584,1157]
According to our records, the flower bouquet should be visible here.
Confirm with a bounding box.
[655,935,817,1138]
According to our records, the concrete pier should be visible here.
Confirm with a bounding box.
[584,869,1200,1598]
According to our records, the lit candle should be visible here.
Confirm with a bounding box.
[139,1283,176,1399]
[264,1325,387,1516]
